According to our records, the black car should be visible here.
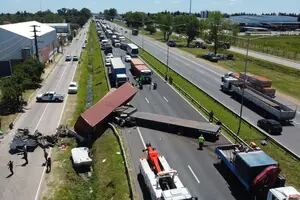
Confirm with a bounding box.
[167,40,176,47]
[202,52,219,62]
[257,119,282,135]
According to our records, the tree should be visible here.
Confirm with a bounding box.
[184,16,200,47]
[104,8,117,21]
[206,11,229,54]
[123,12,146,29]
[157,13,173,41]
[145,24,156,34]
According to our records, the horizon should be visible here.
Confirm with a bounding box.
[1,0,300,15]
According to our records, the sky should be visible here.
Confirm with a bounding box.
[1,0,300,14]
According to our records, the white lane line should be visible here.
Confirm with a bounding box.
[145,97,150,104]
[188,165,200,184]
[34,28,86,200]
[137,127,146,148]
[163,96,169,103]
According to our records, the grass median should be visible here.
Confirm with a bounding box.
[140,48,300,189]
[43,22,130,200]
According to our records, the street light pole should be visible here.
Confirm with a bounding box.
[189,0,192,15]
[166,44,170,75]
[236,37,250,137]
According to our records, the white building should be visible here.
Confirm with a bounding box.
[46,23,70,34]
[0,21,57,63]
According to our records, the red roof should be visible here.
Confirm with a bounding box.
[74,83,137,135]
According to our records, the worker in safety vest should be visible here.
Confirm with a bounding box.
[198,134,205,150]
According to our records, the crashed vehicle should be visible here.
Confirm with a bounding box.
[36,91,64,102]
[71,147,92,167]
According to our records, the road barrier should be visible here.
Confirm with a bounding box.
[108,123,136,200]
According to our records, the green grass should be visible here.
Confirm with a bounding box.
[179,47,300,100]
[234,35,300,61]
[140,48,300,190]
[44,22,130,199]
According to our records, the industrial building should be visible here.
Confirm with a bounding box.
[46,23,70,34]
[0,21,58,63]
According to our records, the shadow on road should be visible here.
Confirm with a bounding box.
[137,173,152,200]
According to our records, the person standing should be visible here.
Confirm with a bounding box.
[46,157,51,173]
[198,134,205,150]
[23,146,28,165]
[43,148,48,165]
[8,160,14,175]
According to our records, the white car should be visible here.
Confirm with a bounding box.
[68,82,78,94]
[105,59,111,66]
[125,55,131,62]
[36,91,64,102]
[106,53,113,59]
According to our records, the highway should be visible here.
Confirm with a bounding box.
[0,22,89,200]
[108,41,249,199]
[108,21,300,157]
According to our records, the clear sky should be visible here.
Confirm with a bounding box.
[1,0,300,14]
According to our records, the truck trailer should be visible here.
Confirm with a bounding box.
[110,57,128,87]
[139,143,195,200]
[130,58,152,84]
[131,112,220,141]
[221,73,296,121]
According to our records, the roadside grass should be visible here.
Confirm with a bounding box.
[234,35,300,61]
[43,22,130,200]
[140,48,300,189]
[179,47,300,100]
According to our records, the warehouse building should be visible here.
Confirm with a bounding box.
[0,21,58,63]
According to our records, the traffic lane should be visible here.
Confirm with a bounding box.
[129,126,238,200]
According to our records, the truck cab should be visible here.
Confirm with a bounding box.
[221,75,239,92]
[267,186,300,200]
[116,74,128,87]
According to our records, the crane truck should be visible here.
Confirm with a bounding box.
[139,143,196,200]
[215,144,300,200]
[221,72,296,121]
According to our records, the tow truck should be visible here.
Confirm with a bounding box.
[139,143,196,200]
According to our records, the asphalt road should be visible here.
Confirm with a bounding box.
[108,39,249,199]
[107,21,300,157]
[0,23,89,200]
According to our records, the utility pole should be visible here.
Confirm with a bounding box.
[31,25,40,61]
[189,0,192,15]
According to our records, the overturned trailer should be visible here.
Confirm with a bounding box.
[74,83,137,136]
[130,112,220,141]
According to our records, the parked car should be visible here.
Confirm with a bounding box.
[125,55,131,62]
[167,40,176,47]
[257,119,282,135]
[36,91,64,102]
[65,55,72,62]
[72,56,79,61]
[68,82,78,94]
[202,52,219,62]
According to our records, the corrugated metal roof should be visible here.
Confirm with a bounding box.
[74,83,137,135]
[0,21,55,39]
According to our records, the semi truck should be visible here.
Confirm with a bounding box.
[215,144,300,200]
[221,72,296,121]
[130,58,152,84]
[139,143,196,200]
[110,58,128,87]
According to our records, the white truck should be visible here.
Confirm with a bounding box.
[139,143,196,200]
[267,186,300,200]
[221,72,296,122]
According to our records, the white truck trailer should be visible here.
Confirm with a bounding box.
[221,73,296,121]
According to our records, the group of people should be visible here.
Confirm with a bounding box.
[7,147,51,176]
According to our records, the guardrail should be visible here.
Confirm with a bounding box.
[108,123,136,200]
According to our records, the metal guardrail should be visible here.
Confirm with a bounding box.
[140,49,299,161]
[108,123,135,200]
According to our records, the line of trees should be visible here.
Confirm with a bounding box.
[0,59,44,113]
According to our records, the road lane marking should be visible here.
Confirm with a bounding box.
[188,165,200,184]
[163,96,169,103]
[145,97,150,104]
[137,127,146,148]
[34,26,88,200]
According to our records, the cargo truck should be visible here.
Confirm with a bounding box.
[215,144,300,200]
[130,58,152,84]
[110,58,128,87]
[221,73,296,121]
